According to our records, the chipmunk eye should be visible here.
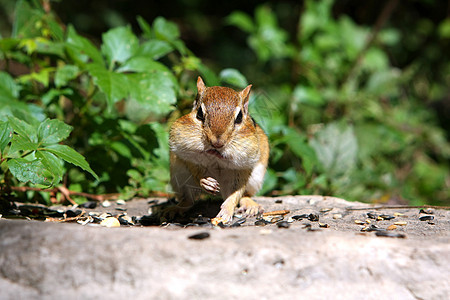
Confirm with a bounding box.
[196,107,204,122]
[235,110,243,124]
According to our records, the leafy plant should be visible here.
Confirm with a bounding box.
[228,1,450,205]
[0,0,227,204]
[1,116,97,186]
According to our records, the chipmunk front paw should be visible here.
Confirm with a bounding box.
[200,177,220,194]
[237,197,263,217]
[216,202,236,224]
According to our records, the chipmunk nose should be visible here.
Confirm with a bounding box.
[211,136,225,149]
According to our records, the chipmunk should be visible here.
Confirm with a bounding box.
[167,76,269,224]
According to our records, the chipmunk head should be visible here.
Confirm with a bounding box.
[193,77,253,153]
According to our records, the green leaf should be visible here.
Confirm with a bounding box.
[7,158,52,186]
[153,17,180,41]
[7,116,37,143]
[9,134,38,154]
[18,68,53,87]
[226,11,255,33]
[137,16,152,38]
[37,118,73,145]
[438,18,450,38]
[135,40,173,60]
[0,71,21,102]
[282,128,317,175]
[12,0,44,38]
[219,68,248,88]
[292,85,324,107]
[66,25,104,66]
[110,141,132,159]
[86,63,129,105]
[117,56,171,73]
[43,144,99,180]
[126,72,176,121]
[35,150,64,185]
[55,65,79,88]
[309,122,358,177]
[0,121,13,153]
[101,26,139,67]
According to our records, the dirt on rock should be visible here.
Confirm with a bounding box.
[0,196,449,299]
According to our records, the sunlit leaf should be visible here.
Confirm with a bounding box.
[86,63,129,105]
[37,118,73,145]
[0,121,13,152]
[55,65,79,87]
[219,68,248,88]
[309,122,358,177]
[101,26,139,66]
[43,144,99,180]
[7,158,51,186]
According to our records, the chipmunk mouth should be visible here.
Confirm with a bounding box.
[206,149,225,159]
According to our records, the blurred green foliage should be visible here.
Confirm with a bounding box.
[0,0,449,206]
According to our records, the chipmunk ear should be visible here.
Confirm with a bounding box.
[197,76,206,95]
[240,84,252,114]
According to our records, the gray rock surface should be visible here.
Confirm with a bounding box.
[1,196,449,299]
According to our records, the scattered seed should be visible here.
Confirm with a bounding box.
[101,200,111,208]
[231,218,246,227]
[308,213,319,222]
[419,215,434,221]
[333,214,342,219]
[419,208,433,214]
[394,221,407,226]
[361,224,384,232]
[188,232,210,240]
[255,220,267,226]
[65,209,82,218]
[375,231,406,238]
[365,219,371,224]
[287,217,295,223]
[275,199,283,204]
[100,217,120,228]
[99,212,112,219]
[319,208,333,213]
[379,214,395,220]
[115,207,127,211]
[116,199,126,205]
[263,215,284,223]
[377,216,383,221]
[394,212,405,217]
[211,217,225,226]
[387,224,397,230]
[276,221,290,228]
[263,210,290,217]
[118,215,134,225]
[319,223,329,228]
[80,201,97,209]
[367,212,378,219]
[428,221,435,225]
[354,220,365,225]
[292,214,309,220]
[302,223,312,229]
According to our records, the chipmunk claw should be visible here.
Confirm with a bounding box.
[237,197,263,217]
[216,206,234,224]
[200,177,220,194]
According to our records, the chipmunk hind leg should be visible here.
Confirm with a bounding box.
[166,154,200,217]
